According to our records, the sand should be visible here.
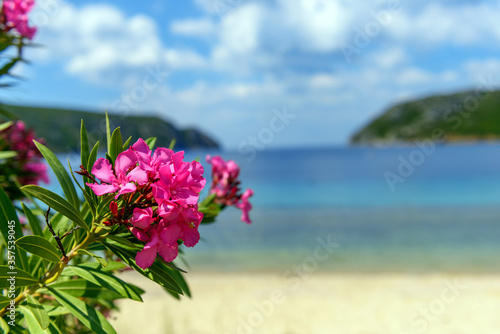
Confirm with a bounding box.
[108,271,500,334]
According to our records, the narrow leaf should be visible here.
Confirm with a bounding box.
[168,138,176,150]
[0,265,38,288]
[0,120,13,131]
[26,295,50,330]
[108,127,123,161]
[22,204,44,237]
[67,266,142,302]
[146,137,157,150]
[16,235,60,263]
[103,242,182,295]
[0,295,10,310]
[76,249,108,268]
[80,120,90,170]
[33,141,79,209]
[21,185,89,231]
[0,151,17,159]
[0,186,28,270]
[105,112,112,154]
[122,136,132,150]
[47,287,117,334]
[44,279,106,298]
[87,141,100,173]
[0,317,9,333]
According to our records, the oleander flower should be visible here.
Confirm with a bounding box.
[0,120,48,194]
[86,139,206,269]
[206,155,253,224]
[2,0,37,39]
[87,149,147,198]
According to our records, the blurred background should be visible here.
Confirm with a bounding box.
[5,0,500,333]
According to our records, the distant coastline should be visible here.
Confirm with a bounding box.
[350,90,500,145]
[1,104,220,152]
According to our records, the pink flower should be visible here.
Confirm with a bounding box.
[133,225,178,269]
[86,149,147,198]
[235,189,253,224]
[132,206,204,270]
[130,207,155,231]
[86,139,207,269]
[0,120,48,188]
[206,155,253,223]
[2,0,37,39]
[21,162,49,185]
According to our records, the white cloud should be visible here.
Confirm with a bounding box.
[164,49,207,69]
[370,47,407,69]
[388,2,500,46]
[34,2,162,81]
[170,18,217,37]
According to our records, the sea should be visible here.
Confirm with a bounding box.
[49,143,500,274]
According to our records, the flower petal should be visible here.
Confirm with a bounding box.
[117,182,137,197]
[135,245,158,269]
[115,149,137,179]
[158,243,178,262]
[91,158,116,184]
[87,183,119,196]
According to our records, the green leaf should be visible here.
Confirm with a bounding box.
[45,305,70,317]
[105,235,140,249]
[33,141,79,209]
[19,305,64,334]
[0,58,18,76]
[47,287,117,334]
[26,295,50,330]
[21,186,89,231]
[145,137,157,150]
[105,112,112,154]
[108,127,123,161]
[96,194,114,217]
[22,204,44,237]
[80,261,127,272]
[0,120,13,131]
[44,279,106,299]
[122,136,132,150]
[0,151,16,159]
[0,295,10,310]
[16,236,60,263]
[103,242,183,295]
[80,120,90,170]
[68,161,96,219]
[87,141,100,173]
[0,265,38,288]
[0,186,28,270]
[168,138,176,150]
[167,264,191,297]
[76,249,108,268]
[67,266,142,302]
[0,317,9,333]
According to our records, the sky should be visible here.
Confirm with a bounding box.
[3,0,500,149]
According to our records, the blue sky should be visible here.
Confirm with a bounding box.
[4,0,500,149]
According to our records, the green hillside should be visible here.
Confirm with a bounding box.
[350,90,500,145]
[1,104,219,152]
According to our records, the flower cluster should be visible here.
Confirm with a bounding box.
[0,120,48,191]
[86,139,206,269]
[206,155,253,224]
[1,0,36,39]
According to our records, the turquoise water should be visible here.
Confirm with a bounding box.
[49,144,500,273]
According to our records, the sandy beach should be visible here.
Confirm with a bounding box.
[108,271,500,334]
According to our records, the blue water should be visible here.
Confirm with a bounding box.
[49,143,500,273]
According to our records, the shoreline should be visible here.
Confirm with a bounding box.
[109,271,500,334]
